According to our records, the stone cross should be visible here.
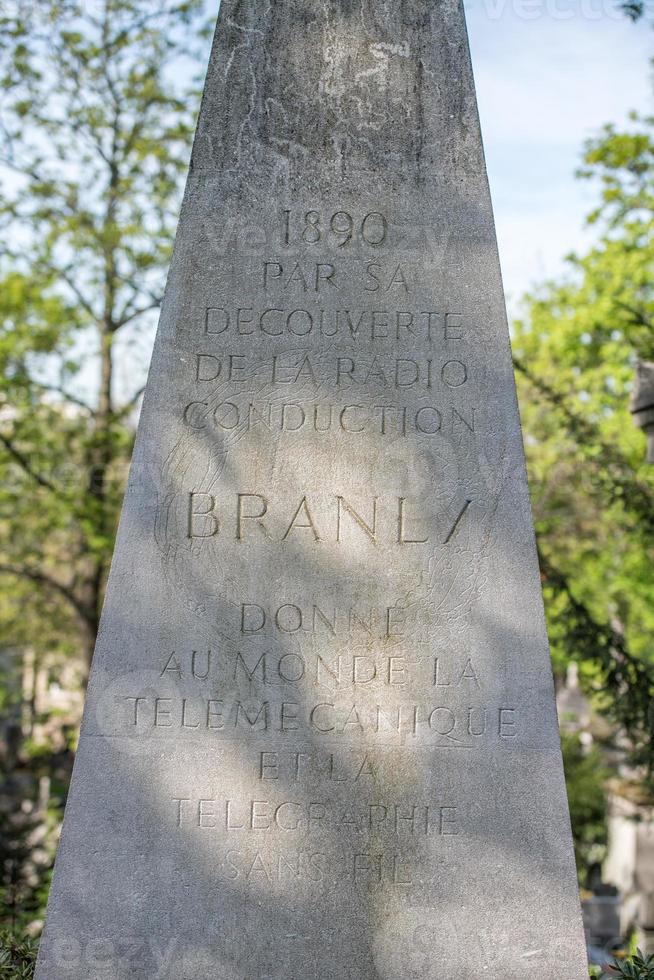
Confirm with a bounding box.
[36,2,589,977]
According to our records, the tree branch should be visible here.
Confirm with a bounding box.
[0,432,64,498]
[58,269,100,324]
[116,274,164,308]
[538,546,654,782]
[514,353,654,533]
[0,563,95,628]
[114,301,161,331]
[30,380,94,414]
[115,384,146,420]
[616,300,653,331]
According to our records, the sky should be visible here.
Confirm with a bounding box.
[464,1,653,312]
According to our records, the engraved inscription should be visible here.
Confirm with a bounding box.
[186,492,434,545]
[281,209,389,248]
[203,307,469,343]
[148,205,520,919]
[122,697,517,744]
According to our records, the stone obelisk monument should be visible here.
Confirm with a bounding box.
[36,2,589,977]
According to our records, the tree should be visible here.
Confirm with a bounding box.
[561,732,609,884]
[0,0,211,941]
[0,0,210,671]
[513,111,654,784]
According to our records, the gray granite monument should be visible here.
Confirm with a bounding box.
[36,1,589,977]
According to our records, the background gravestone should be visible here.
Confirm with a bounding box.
[35,1,589,977]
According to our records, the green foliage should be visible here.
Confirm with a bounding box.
[514,110,654,787]
[0,647,68,940]
[561,732,609,882]
[0,0,210,666]
[0,930,37,980]
[0,0,210,934]
[610,950,654,979]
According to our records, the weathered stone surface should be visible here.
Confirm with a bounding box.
[36,2,589,978]
[631,361,654,463]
